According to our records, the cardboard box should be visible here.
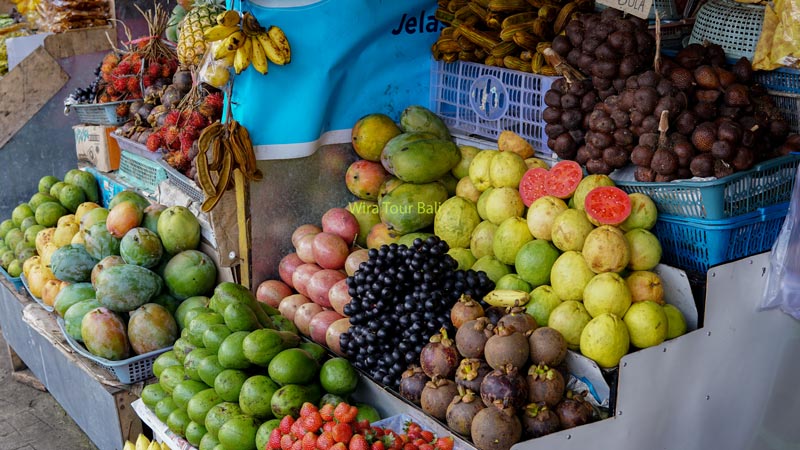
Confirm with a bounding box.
[74,125,121,172]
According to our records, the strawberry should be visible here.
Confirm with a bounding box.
[269,429,283,450]
[353,420,371,434]
[418,444,433,450]
[420,431,434,443]
[322,422,336,433]
[334,403,358,424]
[316,431,335,450]
[291,420,307,439]
[302,432,318,450]
[292,439,303,450]
[330,443,348,450]
[349,434,369,450]
[403,444,417,450]
[433,437,453,450]
[280,416,295,435]
[412,439,427,447]
[320,404,335,422]
[281,434,295,450]
[371,441,385,450]
[303,412,323,434]
[331,423,353,444]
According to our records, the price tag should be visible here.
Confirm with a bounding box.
[596,0,654,20]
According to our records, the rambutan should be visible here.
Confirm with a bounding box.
[179,133,195,156]
[98,93,111,103]
[164,110,181,126]
[188,110,208,129]
[162,125,180,146]
[204,92,224,111]
[127,77,140,93]
[112,77,128,93]
[161,60,176,78]
[148,62,162,77]
[101,61,116,75]
[102,52,119,66]
[106,85,117,96]
[180,109,192,124]
[146,133,163,152]
[102,72,113,83]
[116,60,132,74]
[116,102,130,117]
[143,74,156,88]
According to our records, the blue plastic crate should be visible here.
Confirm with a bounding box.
[615,155,800,220]
[654,203,788,274]
[755,66,800,94]
[0,266,23,293]
[84,166,127,208]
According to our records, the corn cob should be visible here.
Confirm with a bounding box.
[553,1,580,35]
[435,8,455,24]
[490,40,519,57]
[501,11,538,28]
[513,31,539,50]
[488,0,529,13]
[504,55,533,72]
[499,21,534,41]
[457,35,477,51]
[436,38,462,53]
[448,0,470,12]
[457,24,500,49]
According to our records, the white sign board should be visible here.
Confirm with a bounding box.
[596,0,655,20]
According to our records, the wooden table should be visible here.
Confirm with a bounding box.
[0,277,143,450]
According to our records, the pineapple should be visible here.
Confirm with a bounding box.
[177,0,225,68]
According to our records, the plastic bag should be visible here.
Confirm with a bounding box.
[753,0,800,70]
[761,165,800,319]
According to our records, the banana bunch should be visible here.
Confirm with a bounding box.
[431,0,590,74]
[483,289,531,308]
[9,0,38,15]
[122,434,168,450]
[203,10,291,75]
[195,119,263,212]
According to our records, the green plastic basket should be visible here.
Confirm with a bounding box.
[118,150,167,194]
[615,155,800,220]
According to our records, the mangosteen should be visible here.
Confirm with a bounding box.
[544,90,562,108]
[528,327,567,366]
[555,390,594,429]
[575,146,591,165]
[560,93,579,110]
[634,87,659,115]
[676,110,698,136]
[446,387,485,437]
[522,403,561,439]
[455,358,492,393]
[677,167,693,180]
[544,123,566,138]
[420,376,459,420]
[399,365,428,406]
[542,106,562,125]
[480,364,528,409]
[451,294,484,329]
[420,328,460,379]
[613,128,634,148]
[146,104,167,128]
[527,364,565,407]
[172,69,193,93]
[591,60,618,80]
[551,35,572,56]
[484,326,529,370]
[455,317,493,358]
[587,131,613,150]
[471,404,522,450]
[160,85,182,110]
[581,92,598,112]
[497,307,537,335]
[592,75,612,91]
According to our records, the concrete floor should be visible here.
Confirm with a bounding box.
[0,328,98,450]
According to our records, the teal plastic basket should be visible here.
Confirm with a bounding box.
[0,266,23,293]
[118,150,167,194]
[615,155,800,220]
[654,203,788,274]
[755,67,800,94]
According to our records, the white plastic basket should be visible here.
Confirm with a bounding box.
[430,58,557,156]
[688,0,765,61]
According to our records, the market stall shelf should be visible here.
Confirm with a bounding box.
[0,277,143,450]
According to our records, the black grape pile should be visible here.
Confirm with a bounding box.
[67,63,102,104]
[340,236,494,389]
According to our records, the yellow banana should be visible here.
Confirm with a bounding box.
[161,443,169,450]
[204,24,240,42]
[483,289,531,307]
[123,441,135,450]
[134,434,150,450]
[217,10,240,27]
[267,26,291,64]
[242,12,264,36]
[250,37,268,75]
[212,40,236,60]
[234,37,252,74]
[146,441,161,450]
[256,32,287,65]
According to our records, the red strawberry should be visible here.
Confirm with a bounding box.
[322,422,336,433]
[330,443,348,450]
[353,420,371,434]
[145,133,162,152]
[291,420,307,439]
[302,432,318,450]
[371,441,385,450]
[402,444,416,450]
[331,423,353,444]
[420,431,434,443]
[334,403,358,424]
[281,434,295,450]
[316,431,335,450]
[418,444,433,450]
[349,434,369,450]
[412,439,427,447]
[433,437,453,450]
[303,412,323,434]
[279,416,295,434]
[292,439,303,450]
[320,404,335,422]
[269,429,283,450]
